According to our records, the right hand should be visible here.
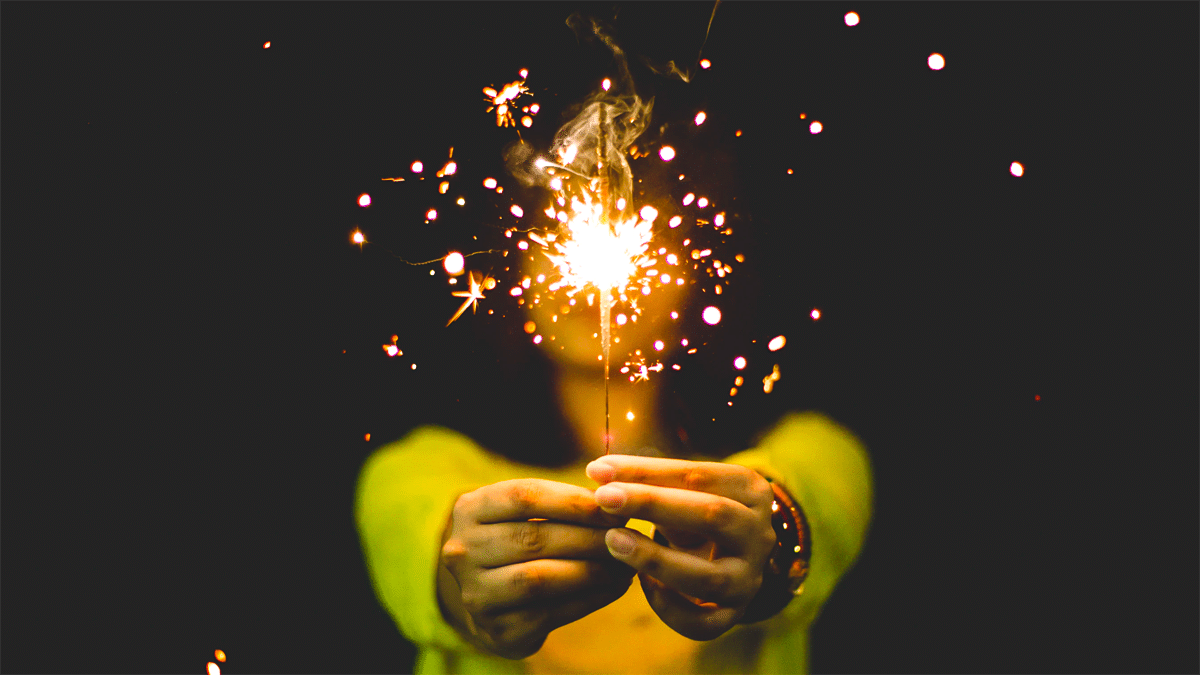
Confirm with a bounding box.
[439,478,637,659]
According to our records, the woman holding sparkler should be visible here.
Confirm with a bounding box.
[356,14,871,673]
[355,246,873,673]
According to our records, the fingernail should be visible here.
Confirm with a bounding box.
[586,460,615,484]
[594,484,626,510]
[606,528,635,556]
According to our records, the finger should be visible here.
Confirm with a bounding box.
[468,479,626,527]
[640,573,741,641]
[473,558,629,612]
[594,483,760,553]
[587,456,771,507]
[603,527,757,606]
[470,521,614,568]
[481,582,631,659]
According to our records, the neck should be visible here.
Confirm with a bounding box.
[554,360,662,460]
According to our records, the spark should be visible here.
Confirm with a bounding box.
[442,161,457,176]
[659,146,676,161]
[457,197,466,205]
[768,335,786,351]
[639,205,658,222]
[351,229,365,247]
[697,197,709,208]
[928,53,946,70]
[734,356,746,370]
[426,209,438,221]
[446,271,492,326]
[358,193,371,207]
[524,321,537,334]
[625,411,635,421]
[699,59,712,69]
[702,306,722,325]
[714,213,725,227]
[533,335,543,344]
[735,129,742,137]
[263,41,271,49]
[521,116,533,128]
[811,308,821,320]
[484,74,532,127]
[207,664,221,675]
[683,193,695,206]
[602,78,612,91]
[411,161,424,173]
[483,177,497,189]
[845,12,860,26]
[439,181,450,194]
[809,121,823,134]
[763,364,782,393]
[215,650,227,664]
[668,215,682,228]
[694,111,707,125]
[654,340,664,351]
[443,252,465,274]
[1010,161,1025,177]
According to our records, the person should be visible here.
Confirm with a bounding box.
[355,231,873,674]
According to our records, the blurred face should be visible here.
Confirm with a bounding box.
[519,249,691,371]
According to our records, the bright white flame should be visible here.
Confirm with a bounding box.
[702,306,722,325]
[928,53,945,70]
[845,11,860,26]
[443,252,464,274]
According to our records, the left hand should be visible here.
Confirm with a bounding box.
[585,455,778,640]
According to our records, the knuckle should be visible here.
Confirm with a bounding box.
[684,466,709,492]
[512,565,546,597]
[759,526,779,553]
[441,538,468,567]
[702,500,736,531]
[705,568,735,598]
[513,521,545,554]
[460,591,486,615]
[749,473,772,501]
[507,481,541,512]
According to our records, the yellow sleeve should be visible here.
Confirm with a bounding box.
[723,411,874,629]
[354,426,519,653]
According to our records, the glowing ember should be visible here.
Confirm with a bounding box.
[697,197,709,208]
[809,121,823,134]
[215,650,227,663]
[384,344,399,357]
[928,53,946,70]
[446,271,492,326]
[654,340,665,351]
[351,230,365,245]
[616,313,627,326]
[768,335,786,351]
[524,321,537,334]
[639,205,658,221]
[734,356,746,370]
[625,411,635,421]
[411,161,424,173]
[1010,161,1024,177]
[682,193,695,206]
[668,215,682,228]
[699,59,711,69]
[659,146,676,161]
[521,116,533,127]
[443,251,465,274]
[456,197,466,205]
[694,111,707,125]
[443,161,457,176]
[483,177,498,189]
[811,308,821,320]
[714,213,725,227]
[845,11,860,26]
[763,364,782,393]
[426,209,438,221]
[439,181,450,194]
[602,78,612,91]
[263,42,271,49]
[510,205,524,217]
[357,193,371,207]
[533,335,543,344]
[207,663,221,675]
[702,306,722,325]
[518,240,529,250]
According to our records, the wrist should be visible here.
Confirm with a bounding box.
[738,477,811,624]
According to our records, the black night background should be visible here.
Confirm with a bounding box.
[2,2,1196,674]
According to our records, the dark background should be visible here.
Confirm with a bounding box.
[3,2,1196,673]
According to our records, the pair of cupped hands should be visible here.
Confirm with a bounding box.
[439,455,780,659]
